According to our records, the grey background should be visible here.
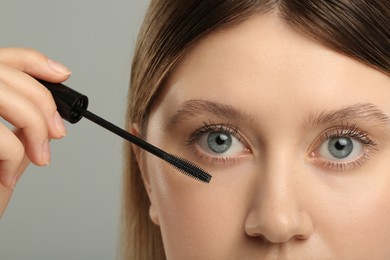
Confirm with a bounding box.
[0,1,149,259]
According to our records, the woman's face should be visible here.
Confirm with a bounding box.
[138,13,390,259]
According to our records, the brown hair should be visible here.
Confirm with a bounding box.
[121,1,389,259]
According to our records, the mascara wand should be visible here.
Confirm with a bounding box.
[39,80,212,183]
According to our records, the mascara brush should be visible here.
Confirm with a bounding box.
[39,80,212,183]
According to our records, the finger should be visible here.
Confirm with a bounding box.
[0,183,13,218]
[0,124,25,188]
[0,64,67,139]
[0,47,71,82]
[0,80,50,166]
[0,138,33,218]
[11,128,34,187]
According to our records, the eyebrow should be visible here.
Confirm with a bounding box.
[306,103,390,127]
[168,99,252,128]
[168,100,390,130]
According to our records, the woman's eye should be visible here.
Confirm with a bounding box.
[310,124,379,171]
[198,130,246,156]
[319,136,363,161]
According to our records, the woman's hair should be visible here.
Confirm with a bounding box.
[121,0,389,259]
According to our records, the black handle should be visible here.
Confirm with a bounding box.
[38,80,89,124]
[37,79,212,183]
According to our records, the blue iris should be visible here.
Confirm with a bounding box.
[207,132,232,154]
[328,137,353,159]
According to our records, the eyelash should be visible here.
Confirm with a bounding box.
[186,122,248,165]
[186,121,378,171]
[309,123,378,171]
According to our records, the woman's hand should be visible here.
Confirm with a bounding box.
[0,48,70,217]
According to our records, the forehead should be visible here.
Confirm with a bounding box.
[149,13,390,131]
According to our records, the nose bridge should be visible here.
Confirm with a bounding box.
[245,147,313,243]
[263,148,300,206]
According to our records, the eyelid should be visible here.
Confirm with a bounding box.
[307,123,378,171]
[187,122,240,145]
[186,122,251,166]
[308,123,377,149]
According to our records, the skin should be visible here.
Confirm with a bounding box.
[0,11,389,260]
[0,48,69,217]
[136,13,390,259]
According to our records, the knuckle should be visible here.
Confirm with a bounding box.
[22,48,48,70]
[0,47,48,72]
[34,112,49,131]
[8,139,25,163]
[37,84,53,101]
[20,48,46,60]
[34,78,58,115]
[14,144,25,163]
[23,107,48,134]
[37,86,57,114]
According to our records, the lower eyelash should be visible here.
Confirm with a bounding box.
[317,150,372,172]
[189,145,246,166]
[310,123,378,172]
[186,121,248,166]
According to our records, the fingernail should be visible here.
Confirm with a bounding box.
[47,59,72,75]
[42,140,51,165]
[54,111,67,137]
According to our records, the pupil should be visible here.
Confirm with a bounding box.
[335,139,348,150]
[328,137,353,159]
[216,135,228,145]
[207,132,232,154]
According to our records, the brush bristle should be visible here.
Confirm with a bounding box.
[164,154,211,183]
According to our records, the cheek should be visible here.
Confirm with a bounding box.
[328,193,390,258]
[145,155,255,259]
[313,168,390,258]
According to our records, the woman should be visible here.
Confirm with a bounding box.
[1,0,389,259]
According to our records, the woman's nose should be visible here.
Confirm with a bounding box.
[244,159,313,243]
